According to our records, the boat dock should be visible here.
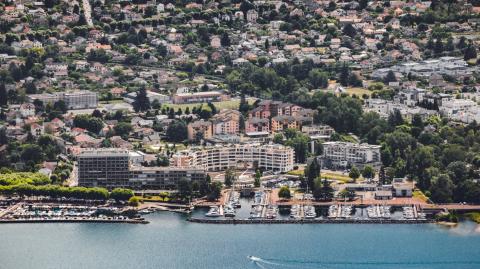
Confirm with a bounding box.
[187,218,435,224]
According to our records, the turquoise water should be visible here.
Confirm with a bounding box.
[1,212,480,269]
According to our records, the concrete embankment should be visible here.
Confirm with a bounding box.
[0,218,148,224]
[188,218,435,224]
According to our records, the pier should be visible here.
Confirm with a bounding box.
[187,218,435,224]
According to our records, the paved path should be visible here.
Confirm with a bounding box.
[81,0,94,27]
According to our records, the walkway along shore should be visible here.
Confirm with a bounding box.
[187,218,436,224]
[0,218,149,224]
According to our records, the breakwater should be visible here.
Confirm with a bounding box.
[188,218,435,224]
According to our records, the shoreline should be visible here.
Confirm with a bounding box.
[0,218,149,224]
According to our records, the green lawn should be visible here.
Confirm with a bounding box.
[413,190,429,203]
[162,98,256,111]
[465,212,480,223]
[345,87,372,98]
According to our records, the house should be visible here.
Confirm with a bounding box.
[30,123,44,137]
[19,103,35,118]
[210,36,221,48]
[392,178,414,197]
[246,10,258,23]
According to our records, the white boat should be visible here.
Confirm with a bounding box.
[205,206,222,217]
[224,205,236,217]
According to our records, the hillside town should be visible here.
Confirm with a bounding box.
[2,0,480,227]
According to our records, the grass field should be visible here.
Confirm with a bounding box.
[287,170,355,183]
[162,98,256,111]
[465,212,480,223]
[345,87,373,97]
[413,190,429,203]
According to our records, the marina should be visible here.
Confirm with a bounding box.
[192,194,436,224]
[0,203,147,224]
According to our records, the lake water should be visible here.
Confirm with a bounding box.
[1,212,480,269]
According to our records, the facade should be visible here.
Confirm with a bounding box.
[78,148,206,190]
[321,141,382,169]
[187,120,213,140]
[271,115,312,133]
[172,91,229,104]
[245,117,270,133]
[211,109,241,135]
[172,144,294,173]
[28,90,98,110]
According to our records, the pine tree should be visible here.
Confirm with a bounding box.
[0,84,7,106]
[132,87,151,112]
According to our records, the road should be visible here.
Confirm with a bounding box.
[81,0,94,27]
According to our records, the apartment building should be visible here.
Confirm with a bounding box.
[172,91,229,104]
[78,148,206,190]
[187,120,213,140]
[172,144,294,173]
[271,115,313,133]
[28,90,98,110]
[245,117,270,133]
[211,109,241,135]
[78,148,131,189]
[321,141,382,169]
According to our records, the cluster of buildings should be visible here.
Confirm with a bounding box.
[78,148,206,190]
[247,100,315,134]
[372,57,477,80]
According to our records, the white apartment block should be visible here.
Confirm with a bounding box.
[172,144,294,173]
[321,141,381,169]
[364,98,437,121]
[28,90,98,110]
[439,99,480,124]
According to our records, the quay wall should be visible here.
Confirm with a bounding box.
[0,219,148,224]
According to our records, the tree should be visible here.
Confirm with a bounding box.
[342,24,357,38]
[132,87,151,112]
[429,174,454,203]
[177,179,192,198]
[339,65,350,86]
[220,32,231,47]
[254,169,261,187]
[224,168,235,187]
[114,122,132,138]
[308,69,329,89]
[313,179,334,201]
[464,43,477,61]
[0,83,7,106]
[305,159,321,191]
[73,115,104,134]
[128,196,139,206]
[384,70,397,84]
[278,186,291,199]
[207,182,222,201]
[349,166,361,182]
[362,165,375,179]
[110,188,134,202]
[338,189,356,201]
[166,120,188,142]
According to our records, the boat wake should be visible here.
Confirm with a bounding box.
[248,256,480,269]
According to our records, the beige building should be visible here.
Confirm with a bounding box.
[187,120,213,140]
[171,144,294,173]
[211,109,241,135]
